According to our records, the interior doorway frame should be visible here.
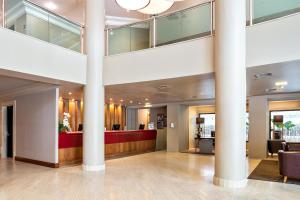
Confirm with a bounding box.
[1,101,17,159]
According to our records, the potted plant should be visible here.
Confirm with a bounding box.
[59,112,71,133]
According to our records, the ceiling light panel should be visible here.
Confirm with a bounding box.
[116,0,150,11]
[138,0,174,15]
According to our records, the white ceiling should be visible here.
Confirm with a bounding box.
[0,75,36,93]
[105,60,300,106]
[1,59,299,106]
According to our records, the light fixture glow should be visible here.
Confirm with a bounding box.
[44,2,58,10]
[275,81,288,87]
[120,99,124,102]
[68,92,72,95]
[145,102,152,107]
[138,0,174,15]
[129,100,133,104]
[145,98,149,101]
[116,0,150,11]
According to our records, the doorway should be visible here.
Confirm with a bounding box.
[1,103,16,159]
[6,106,13,158]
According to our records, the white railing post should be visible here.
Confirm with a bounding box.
[211,0,214,34]
[152,17,156,48]
[249,0,253,26]
[80,26,85,54]
[2,0,5,27]
[105,29,109,56]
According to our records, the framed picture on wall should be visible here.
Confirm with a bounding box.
[157,114,167,129]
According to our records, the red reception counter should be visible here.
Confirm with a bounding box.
[59,130,157,165]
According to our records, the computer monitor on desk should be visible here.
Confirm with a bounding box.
[112,124,120,130]
[139,124,145,130]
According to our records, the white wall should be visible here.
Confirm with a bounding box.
[0,27,86,84]
[167,104,189,152]
[15,88,59,163]
[246,13,300,67]
[104,13,300,85]
[104,36,213,85]
[248,96,269,159]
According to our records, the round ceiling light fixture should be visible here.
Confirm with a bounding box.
[138,0,174,15]
[116,0,150,11]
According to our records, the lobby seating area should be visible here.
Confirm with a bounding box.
[278,142,300,182]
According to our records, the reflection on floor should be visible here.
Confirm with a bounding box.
[0,151,300,200]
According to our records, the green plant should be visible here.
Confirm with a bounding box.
[271,119,284,129]
[284,121,296,135]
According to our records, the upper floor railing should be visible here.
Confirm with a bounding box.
[1,0,84,53]
[1,0,300,55]
[106,0,300,56]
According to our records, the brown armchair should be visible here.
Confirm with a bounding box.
[282,142,300,151]
[278,151,300,183]
[267,139,285,157]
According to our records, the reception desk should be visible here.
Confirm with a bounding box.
[59,130,157,165]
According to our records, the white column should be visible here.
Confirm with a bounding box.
[213,0,247,187]
[83,0,105,171]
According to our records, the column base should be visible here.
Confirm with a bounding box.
[82,164,105,171]
[213,176,247,188]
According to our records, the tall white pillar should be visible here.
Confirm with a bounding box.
[83,0,105,171]
[213,0,247,187]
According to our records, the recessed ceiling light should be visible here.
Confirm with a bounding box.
[120,99,124,102]
[145,98,149,101]
[68,92,72,95]
[109,98,113,101]
[275,81,288,87]
[44,2,58,10]
[159,85,168,90]
[254,72,272,79]
[265,88,277,93]
[129,100,133,104]
[145,102,152,107]
[138,102,142,105]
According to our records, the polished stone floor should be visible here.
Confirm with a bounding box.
[0,151,299,200]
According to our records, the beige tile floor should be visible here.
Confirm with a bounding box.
[0,151,299,200]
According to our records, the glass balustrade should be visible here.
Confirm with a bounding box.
[4,0,82,52]
[156,3,212,46]
[253,0,300,24]
[108,20,150,55]
[3,0,300,55]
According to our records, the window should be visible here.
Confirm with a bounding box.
[270,110,300,141]
[199,113,249,141]
[199,113,215,137]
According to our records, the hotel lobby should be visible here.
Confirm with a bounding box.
[1,0,300,199]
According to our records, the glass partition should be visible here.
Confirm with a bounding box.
[108,20,150,55]
[4,0,82,52]
[156,3,211,46]
[253,0,300,24]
